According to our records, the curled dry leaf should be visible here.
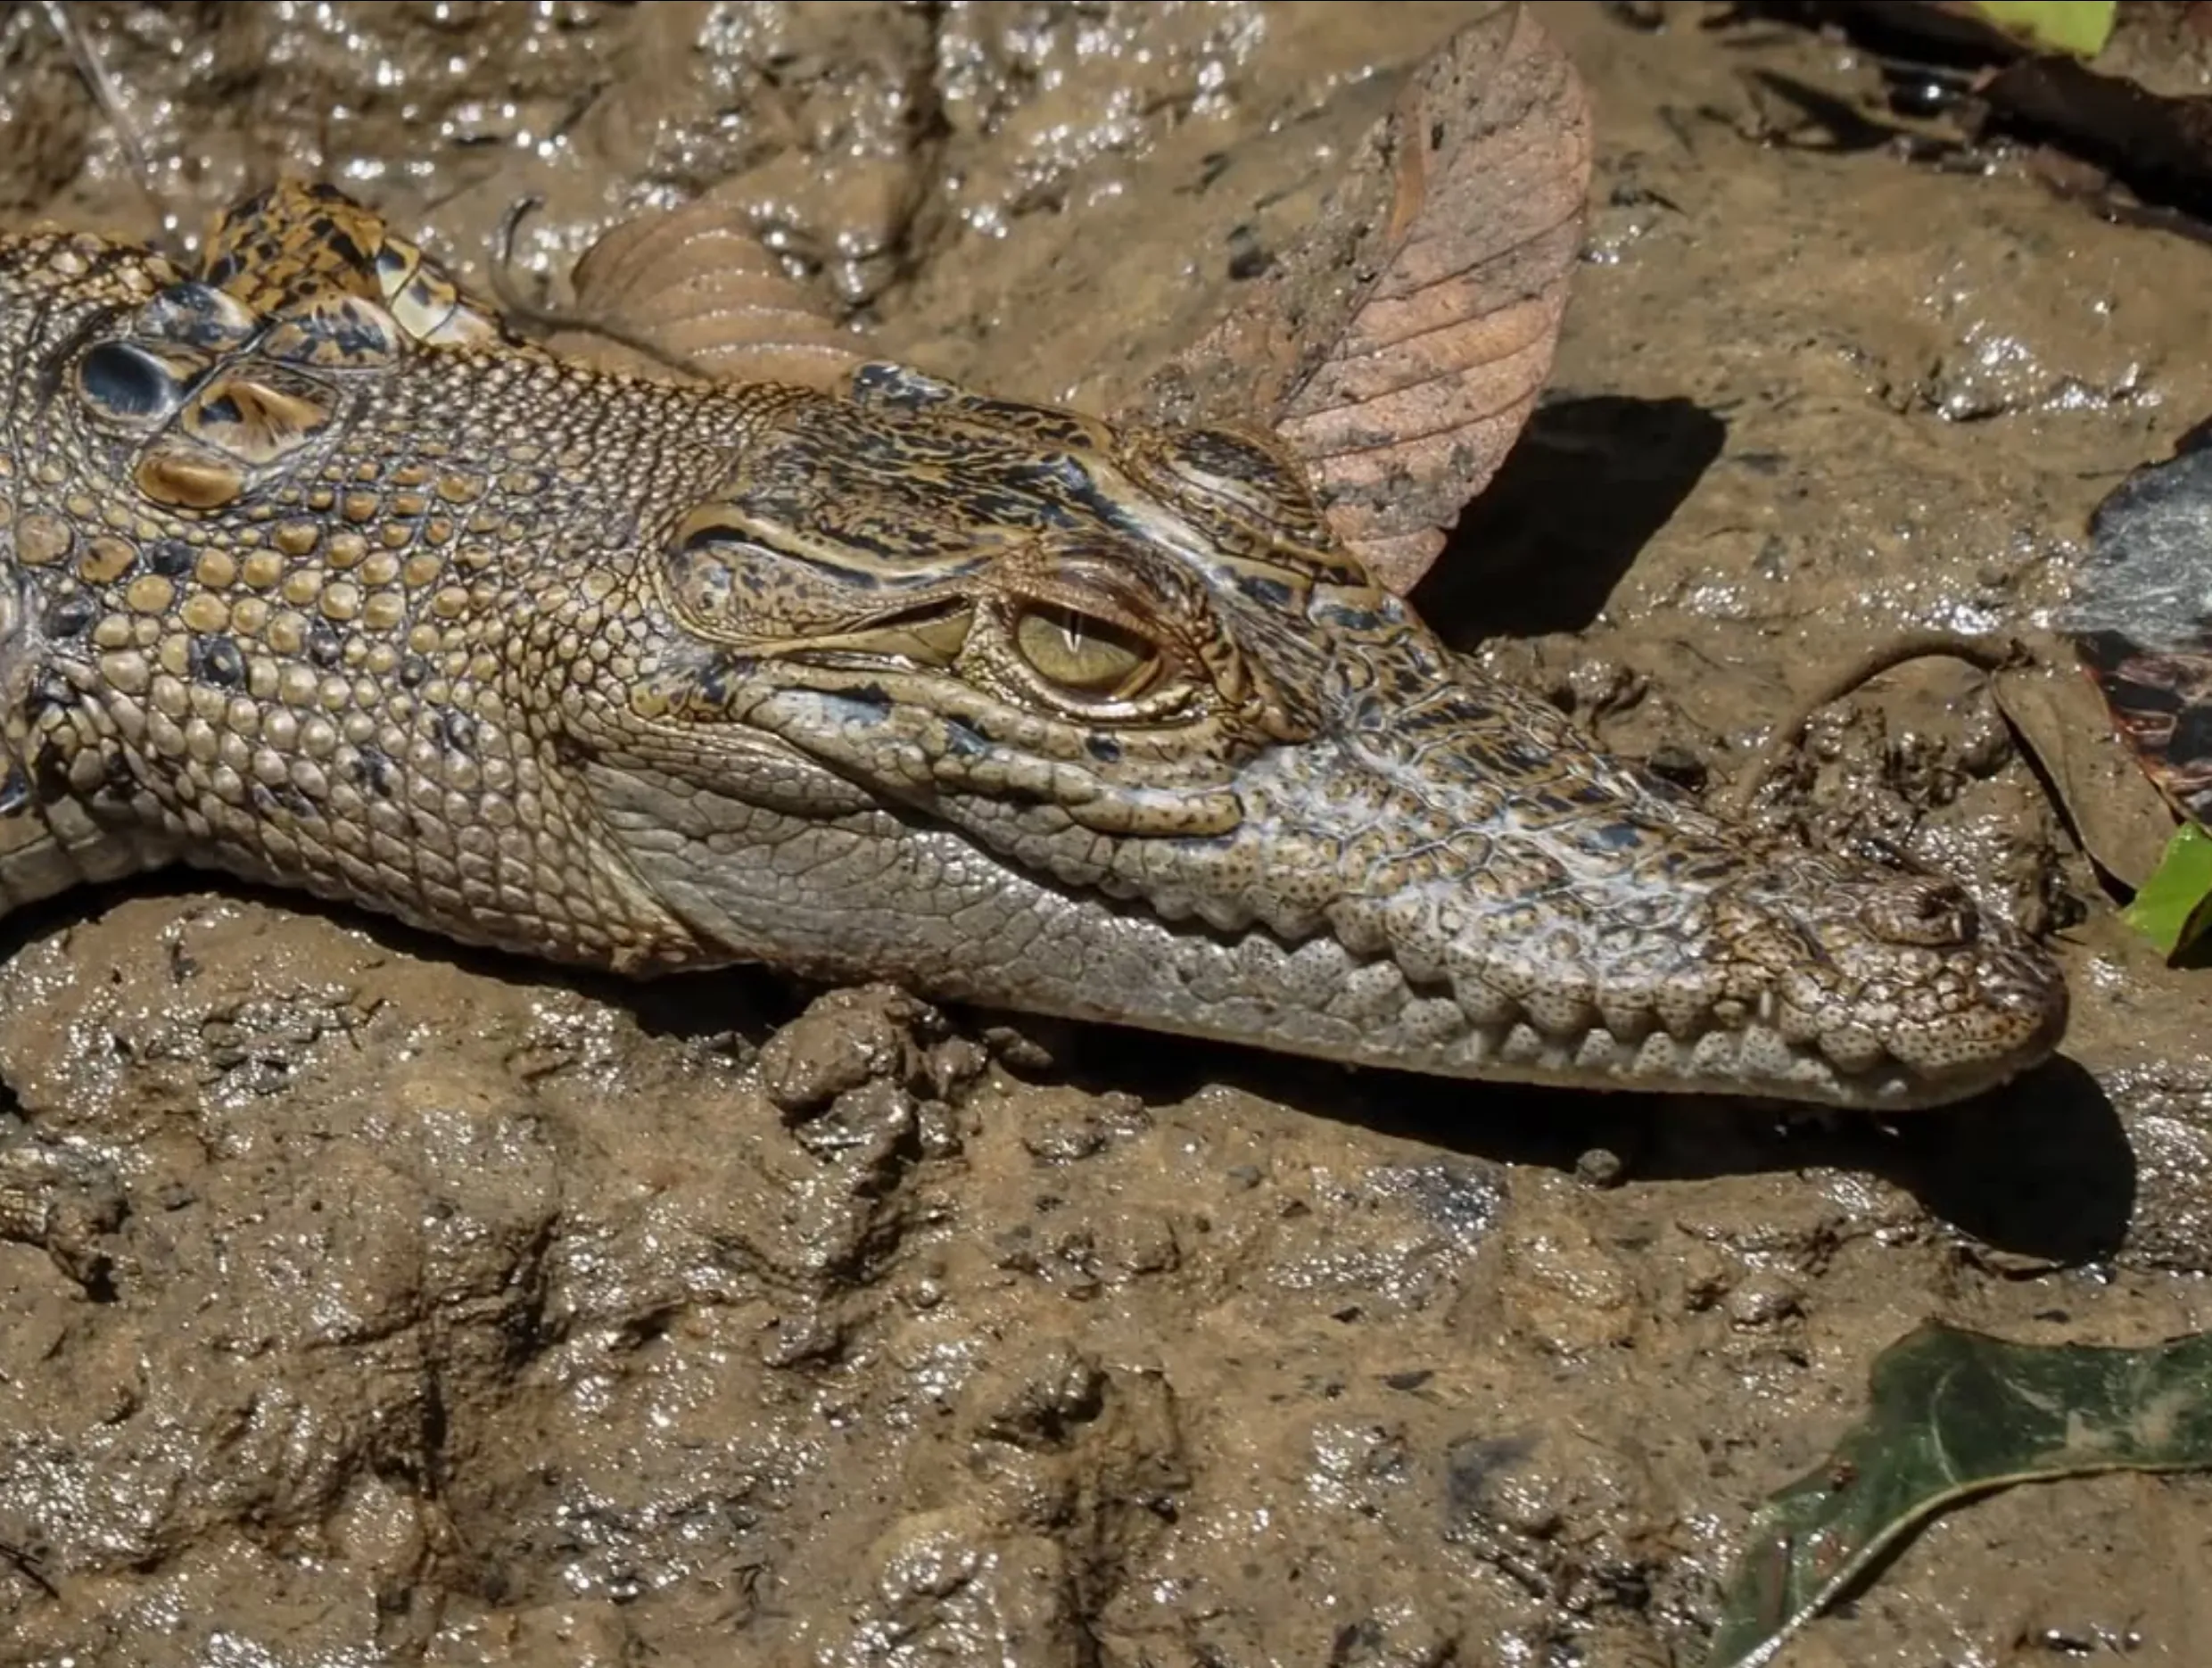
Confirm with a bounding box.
[1991,660,2174,894]
[546,195,864,391]
[1272,10,1593,591]
[1132,5,1592,592]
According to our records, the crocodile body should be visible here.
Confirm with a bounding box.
[0,186,2067,1109]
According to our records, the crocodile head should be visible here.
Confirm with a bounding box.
[586,364,2068,1111]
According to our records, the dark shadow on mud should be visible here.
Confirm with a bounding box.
[1411,393,1728,648]
[0,874,2132,1265]
[1862,1058,2134,1261]
[1028,1023,2134,1266]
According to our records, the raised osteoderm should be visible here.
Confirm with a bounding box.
[0,185,2066,1109]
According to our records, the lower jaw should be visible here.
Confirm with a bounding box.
[1042,995,2042,1111]
[1341,1014,2039,1111]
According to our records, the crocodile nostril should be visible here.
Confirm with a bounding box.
[1867,878,1977,948]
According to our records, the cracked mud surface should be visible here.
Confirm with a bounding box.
[2,4,2211,1664]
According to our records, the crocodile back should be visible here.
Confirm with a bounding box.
[0,226,780,967]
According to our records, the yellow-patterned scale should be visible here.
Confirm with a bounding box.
[201,178,506,351]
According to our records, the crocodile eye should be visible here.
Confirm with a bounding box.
[1013,605,1160,698]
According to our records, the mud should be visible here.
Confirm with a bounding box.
[2,4,2212,1665]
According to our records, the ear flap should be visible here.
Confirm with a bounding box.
[656,497,982,647]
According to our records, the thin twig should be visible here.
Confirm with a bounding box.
[1,1537,56,1600]
[1721,629,2031,821]
[39,2,175,252]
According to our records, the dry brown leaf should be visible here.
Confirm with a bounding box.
[1993,661,2175,893]
[1135,6,1592,592]
[1278,9,1592,590]
[549,195,863,390]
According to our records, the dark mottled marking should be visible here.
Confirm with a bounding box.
[0,764,29,816]
[944,720,987,760]
[433,710,476,754]
[45,593,95,639]
[351,746,400,798]
[317,308,398,359]
[151,281,256,349]
[251,780,319,819]
[28,740,69,798]
[1085,733,1122,764]
[147,539,194,577]
[306,619,343,668]
[852,362,956,410]
[399,654,431,688]
[189,634,245,687]
[78,343,178,421]
[323,227,368,270]
[24,670,75,720]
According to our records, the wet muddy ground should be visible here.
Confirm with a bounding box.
[3,4,2212,1664]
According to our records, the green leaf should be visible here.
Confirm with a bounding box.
[2119,821,2212,959]
[1968,1,2117,57]
[1705,1323,2212,1668]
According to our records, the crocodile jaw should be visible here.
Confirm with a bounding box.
[590,709,2069,1113]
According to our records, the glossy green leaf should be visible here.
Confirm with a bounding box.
[2119,821,2212,959]
[1969,1,2117,57]
[1706,1323,2212,1668]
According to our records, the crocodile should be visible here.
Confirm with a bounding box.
[0,184,2067,1111]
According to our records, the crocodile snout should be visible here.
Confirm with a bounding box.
[1776,871,2070,1093]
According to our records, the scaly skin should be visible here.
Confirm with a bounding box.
[0,186,2067,1109]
